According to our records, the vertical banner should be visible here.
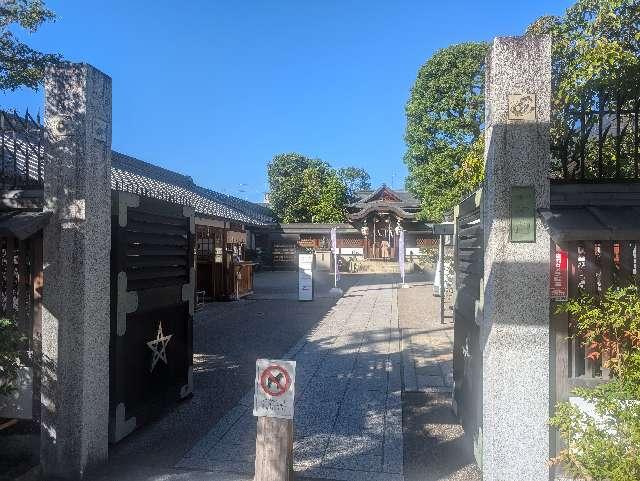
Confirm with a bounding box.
[330,227,339,285]
[398,230,405,284]
[298,253,314,301]
[550,245,568,301]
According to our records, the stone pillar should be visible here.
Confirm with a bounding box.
[481,35,551,481]
[41,63,112,480]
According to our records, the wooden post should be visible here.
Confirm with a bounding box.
[254,416,294,481]
[30,234,43,424]
[6,237,14,318]
[550,241,570,466]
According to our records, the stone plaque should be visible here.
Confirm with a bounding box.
[510,186,535,243]
[93,118,107,142]
[508,94,536,121]
[48,115,73,137]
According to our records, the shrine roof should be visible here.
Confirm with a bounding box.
[347,185,420,209]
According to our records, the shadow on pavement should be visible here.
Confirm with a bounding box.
[403,392,481,481]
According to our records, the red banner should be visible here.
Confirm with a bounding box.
[550,246,568,301]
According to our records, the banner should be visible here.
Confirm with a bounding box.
[330,227,340,284]
[330,227,337,254]
[550,246,568,301]
[398,230,405,284]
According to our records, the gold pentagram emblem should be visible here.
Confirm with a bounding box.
[146,322,173,372]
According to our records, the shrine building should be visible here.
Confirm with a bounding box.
[255,185,436,269]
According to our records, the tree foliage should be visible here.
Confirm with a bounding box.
[0,0,60,91]
[528,0,640,179]
[337,166,371,201]
[267,153,367,223]
[0,317,27,396]
[404,42,489,221]
[551,285,640,480]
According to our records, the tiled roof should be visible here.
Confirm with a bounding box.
[111,151,274,226]
[350,186,420,207]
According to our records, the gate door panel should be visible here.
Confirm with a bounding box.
[453,189,483,463]
[109,191,195,444]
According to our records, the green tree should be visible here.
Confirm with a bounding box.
[302,167,347,223]
[267,152,348,223]
[337,166,371,200]
[404,42,489,221]
[0,0,61,91]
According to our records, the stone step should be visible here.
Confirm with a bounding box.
[355,261,416,273]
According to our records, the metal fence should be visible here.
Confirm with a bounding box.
[553,98,640,180]
[0,110,44,190]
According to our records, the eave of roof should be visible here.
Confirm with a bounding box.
[347,203,417,221]
[111,151,274,226]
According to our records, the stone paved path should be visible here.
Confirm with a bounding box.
[177,275,403,481]
[399,280,454,393]
[398,279,481,481]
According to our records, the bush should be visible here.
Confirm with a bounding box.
[551,285,640,480]
[0,318,27,397]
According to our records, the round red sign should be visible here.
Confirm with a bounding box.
[259,364,291,397]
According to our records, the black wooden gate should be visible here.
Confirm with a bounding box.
[109,191,195,443]
[453,189,483,463]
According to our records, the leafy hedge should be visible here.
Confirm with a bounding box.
[551,286,640,481]
[0,318,27,397]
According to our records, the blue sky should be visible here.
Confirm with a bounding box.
[1,0,574,202]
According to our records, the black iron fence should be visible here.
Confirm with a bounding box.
[553,97,640,180]
[0,110,44,190]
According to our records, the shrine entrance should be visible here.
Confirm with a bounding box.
[363,216,400,261]
[346,185,427,261]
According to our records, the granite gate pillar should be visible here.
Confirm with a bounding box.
[41,63,112,480]
[481,35,551,481]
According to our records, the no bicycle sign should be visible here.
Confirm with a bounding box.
[253,359,296,419]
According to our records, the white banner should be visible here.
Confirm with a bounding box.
[330,227,340,284]
[330,227,337,254]
[398,230,405,284]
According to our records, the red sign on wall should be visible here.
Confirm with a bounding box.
[550,246,569,301]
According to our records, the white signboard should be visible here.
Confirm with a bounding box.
[253,359,296,419]
[298,253,313,301]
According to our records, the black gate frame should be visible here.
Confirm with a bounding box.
[109,191,195,443]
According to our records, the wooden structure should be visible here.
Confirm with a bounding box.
[452,188,483,458]
[540,183,640,460]
[109,192,195,443]
[253,185,436,269]
[112,152,273,301]
[452,182,640,463]
[346,185,431,260]
[0,111,48,422]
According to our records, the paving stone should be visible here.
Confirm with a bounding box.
[175,275,406,481]
[417,374,445,388]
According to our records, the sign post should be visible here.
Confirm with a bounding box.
[253,359,296,481]
[298,253,313,301]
